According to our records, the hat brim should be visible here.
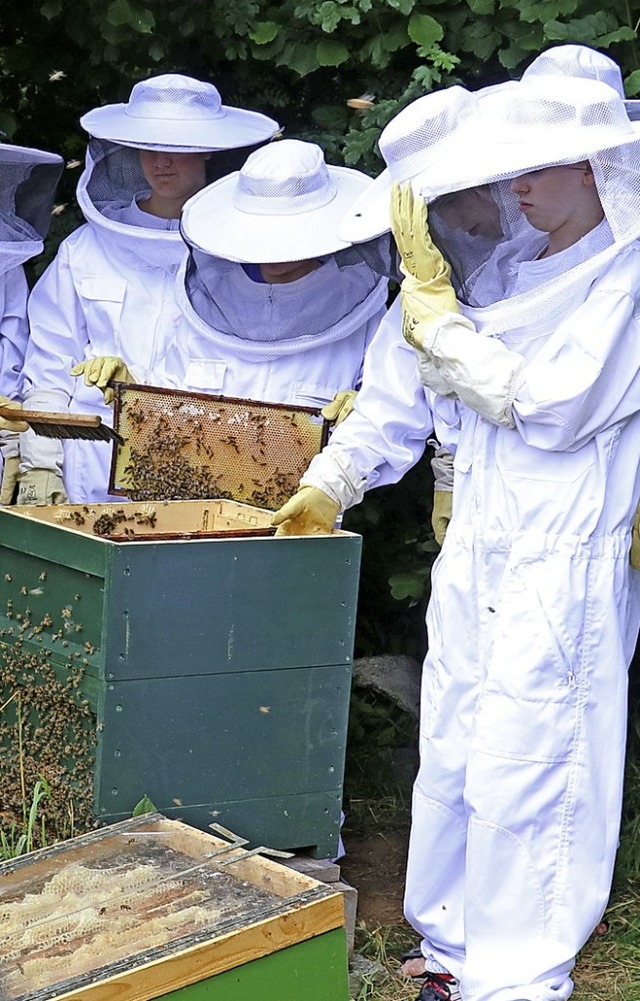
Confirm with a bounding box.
[0,144,63,167]
[80,104,280,152]
[415,119,640,203]
[337,166,393,244]
[181,165,373,263]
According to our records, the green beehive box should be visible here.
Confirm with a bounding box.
[0,813,350,1001]
[0,500,361,858]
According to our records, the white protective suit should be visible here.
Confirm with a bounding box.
[0,146,63,476]
[20,140,199,504]
[298,80,640,1000]
[170,248,389,406]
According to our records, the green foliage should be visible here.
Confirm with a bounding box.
[131,794,158,817]
[344,686,418,800]
[0,776,50,861]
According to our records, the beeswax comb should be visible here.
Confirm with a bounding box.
[0,405,124,444]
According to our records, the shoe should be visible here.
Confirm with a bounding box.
[415,971,461,1001]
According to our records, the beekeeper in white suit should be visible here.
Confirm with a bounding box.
[0,142,63,503]
[17,74,279,505]
[76,138,389,427]
[429,43,640,547]
[172,138,389,412]
[274,76,640,1001]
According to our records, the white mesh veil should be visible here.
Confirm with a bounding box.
[175,246,388,362]
[0,145,63,276]
[415,77,640,328]
[77,138,265,236]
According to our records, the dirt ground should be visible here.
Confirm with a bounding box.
[340,826,410,929]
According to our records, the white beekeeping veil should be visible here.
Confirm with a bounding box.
[414,76,640,326]
[0,143,63,276]
[175,139,388,361]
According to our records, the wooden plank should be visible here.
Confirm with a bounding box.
[131,929,349,1001]
[50,897,345,1001]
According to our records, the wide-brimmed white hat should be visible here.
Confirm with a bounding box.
[416,76,640,203]
[180,138,374,263]
[338,85,481,244]
[522,44,640,121]
[80,74,280,152]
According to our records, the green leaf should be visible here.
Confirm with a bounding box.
[149,40,166,61]
[277,42,319,76]
[0,112,17,139]
[388,571,428,603]
[386,0,417,14]
[468,0,495,12]
[40,0,62,18]
[131,8,155,33]
[249,20,279,44]
[626,70,640,98]
[407,13,443,49]
[132,794,158,817]
[316,38,350,66]
[106,0,132,27]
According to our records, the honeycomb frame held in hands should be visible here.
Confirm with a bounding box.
[108,384,329,510]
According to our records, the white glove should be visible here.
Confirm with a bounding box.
[423,315,524,428]
[17,469,68,506]
[19,390,67,475]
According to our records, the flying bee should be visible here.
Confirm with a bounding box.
[347,93,375,110]
[49,70,66,82]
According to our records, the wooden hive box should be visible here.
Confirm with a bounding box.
[0,500,361,858]
[0,813,350,1001]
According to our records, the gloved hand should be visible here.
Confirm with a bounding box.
[17,469,68,507]
[70,356,134,405]
[430,444,454,546]
[0,396,28,432]
[390,182,458,351]
[631,502,640,570]
[321,390,357,426]
[272,485,340,536]
[432,490,453,546]
[0,456,20,505]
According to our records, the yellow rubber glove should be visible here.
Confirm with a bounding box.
[272,485,340,536]
[390,182,458,351]
[321,390,357,426]
[17,469,68,506]
[631,502,640,570]
[70,356,134,405]
[0,396,28,432]
[0,456,20,505]
[432,489,453,547]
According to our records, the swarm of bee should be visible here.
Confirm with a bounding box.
[0,593,98,848]
[116,395,317,508]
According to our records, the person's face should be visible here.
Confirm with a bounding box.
[258,259,321,284]
[434,185,503,239]
[509,162,602,239]
[138,150,210,204]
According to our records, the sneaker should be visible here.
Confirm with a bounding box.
[415,972,462,1001]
